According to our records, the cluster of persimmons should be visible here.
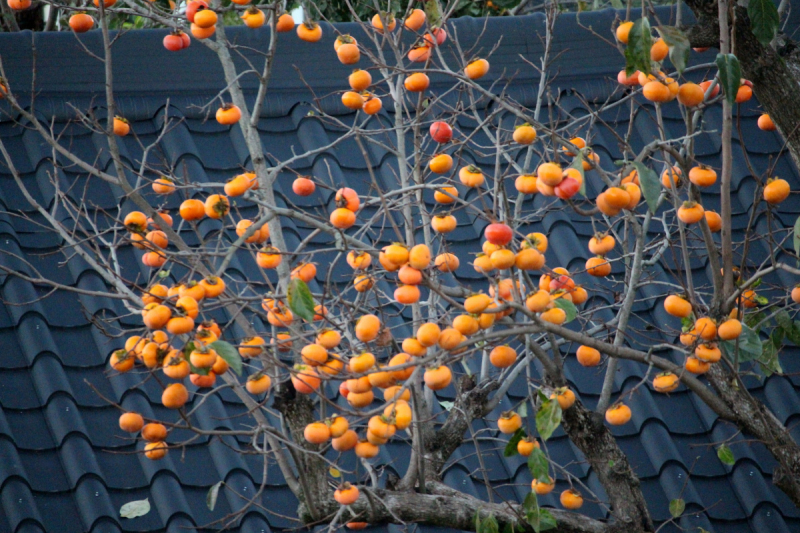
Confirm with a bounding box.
[83,2,793,516]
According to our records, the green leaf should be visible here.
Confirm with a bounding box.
[771,327,785,348]
[504,428,526,457]
[609,0,623,8]
[758,340,783,377]
[716,53,742,106]
[527,447,549,482]
[440,400,454,411]
[553,298,577,324]
[786,319,800,345]
[717,444,735,466]
[632,162,661,214]
[523,495,557,533]
[669,498,685,518]
[518,401,528,418]
[424,0,443,28]
[748,0,780,45]
[207,481,222,511]
[624,18,653,76]
[287,278,315,322]
[536,510,557,532]
[535,398,562,442]
[744,311,766,331]
[120,498,151,519]
[476,515,499,533]
[656,26,690,74]
[569,152,586,196]
[183,342,209,376]
[793,216,800,258]
[209,340,243,376]
[720,322,762,363]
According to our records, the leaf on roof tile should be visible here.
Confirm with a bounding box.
[207,481,223,511]
[717,444,735,466]
[120,498,150,519]
[669,498,685,518]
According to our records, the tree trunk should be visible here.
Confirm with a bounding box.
[706,365,800,507]
[684,0,800,510]
[685,0,800,172]
[297,481,607,533]
[539,349,654,532]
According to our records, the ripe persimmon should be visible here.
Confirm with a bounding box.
[605,403,632,425]
[162,383,189,409]
[297,21,322,42]
[424,365,452,390]
[465,58,490,80]
[334,483,360,505]
[497,411,522,434]
[764,178,790,204]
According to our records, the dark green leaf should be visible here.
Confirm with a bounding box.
[523,493,542,533]
[657,26,690,74]
[207,481,223,511]
[504,428,525,457]
[748,0,780,45]
[775,310,791,329]
[720,323,762,363]
[793,216,800,258]
[120,498,150,519]
[788,320,800,345]
[527,447,549,482]
[536,510,557,532]
[209,340,242,376]
[715,53,742,106]
[502,522,515,533]
[424,0,443,28]
[287,278,315,322]
[758,340,783,377]
[625,18,653,76]
[183,342,209,375]
[553,298,577,323]
[569,152,586,196]
[669,498,685,518]
[522,492,538,514]
[609,0,623,8]
[744,311,766,331]
[771,327,785,348]
[477,515,499,533]
[717,444,735,466]
[535,398,562,442]
[632,162,661,214]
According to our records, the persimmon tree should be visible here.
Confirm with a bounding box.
[1,0,799,532]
